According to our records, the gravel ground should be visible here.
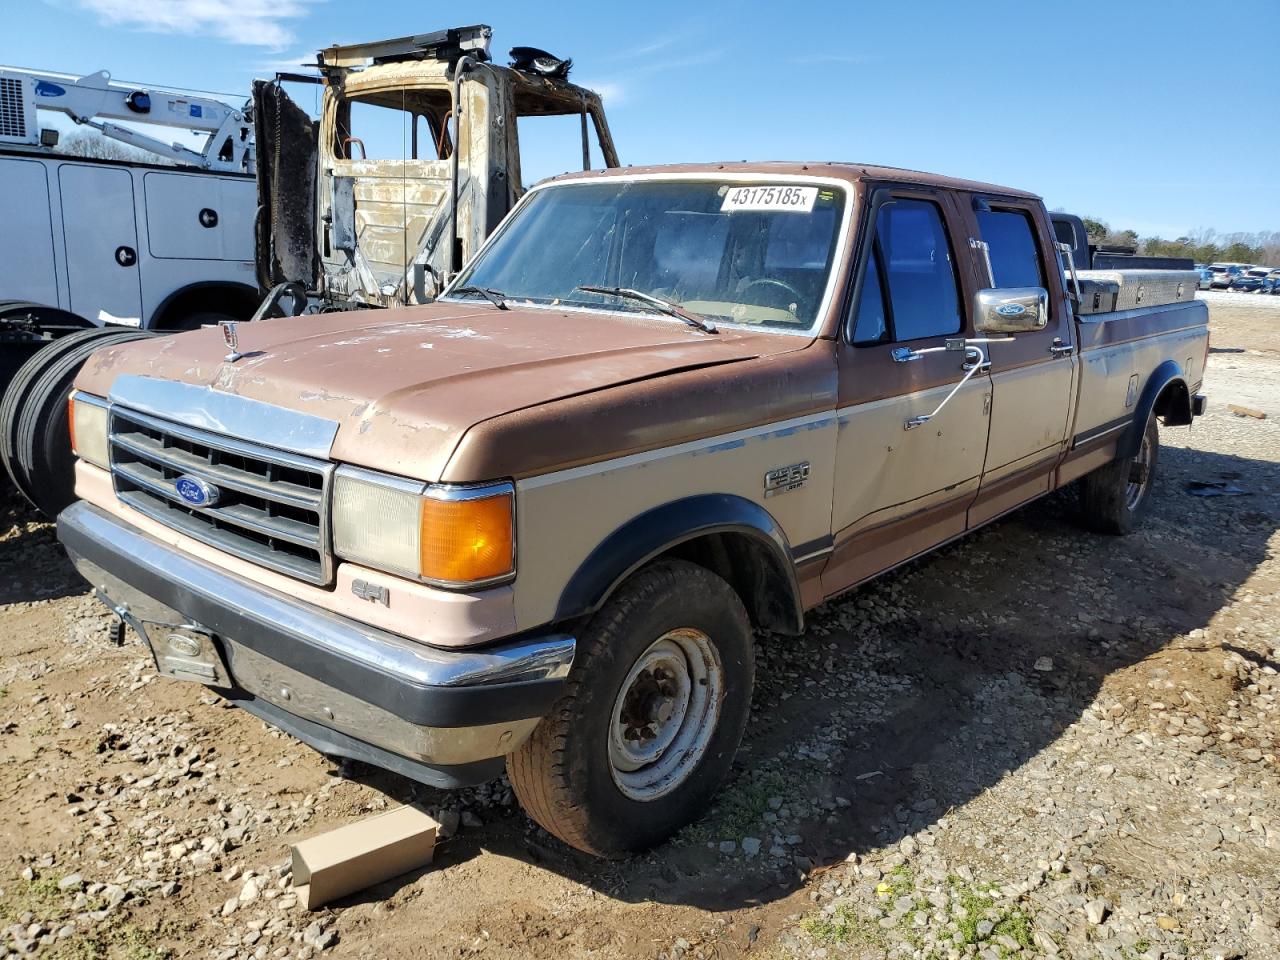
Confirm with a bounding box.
[0,294,1275,960]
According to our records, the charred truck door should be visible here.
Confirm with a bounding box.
[252,25,619,311]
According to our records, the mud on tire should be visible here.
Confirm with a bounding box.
[507,559,754,858]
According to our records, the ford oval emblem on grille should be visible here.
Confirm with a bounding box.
[174,475,220,508]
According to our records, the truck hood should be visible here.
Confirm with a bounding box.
[78,303,810,481]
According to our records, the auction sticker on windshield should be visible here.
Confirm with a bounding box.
[720,185,818,213]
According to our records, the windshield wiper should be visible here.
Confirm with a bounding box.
[450,285,510,310]
[576,285,718,334]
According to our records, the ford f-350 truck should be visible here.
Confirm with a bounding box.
[57,162,1208,857]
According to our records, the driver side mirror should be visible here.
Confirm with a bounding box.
[974,287,1049,334]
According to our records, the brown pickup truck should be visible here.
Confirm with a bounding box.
[58,162,1208,857]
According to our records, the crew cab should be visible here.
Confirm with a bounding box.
[57,162,1209,857]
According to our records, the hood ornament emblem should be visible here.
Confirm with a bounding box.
[219,321,243,363]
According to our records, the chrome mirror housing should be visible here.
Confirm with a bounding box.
[974,287,1049,334]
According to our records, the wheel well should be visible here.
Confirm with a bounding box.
[1153,378,1192,426]
[657,531,803,634]
[149,283,260,330]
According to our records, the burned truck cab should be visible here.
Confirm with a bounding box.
[255,24,619,309]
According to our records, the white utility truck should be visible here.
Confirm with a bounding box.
[0,67,259,353]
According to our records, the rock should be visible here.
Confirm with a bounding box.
[741,837,762,857]
[718,840,737,855]
[436,809,460,840]
[239,876,263,904]
[1034,657,1054,672]
[56,873,83,892]
[221,896,239,917]
[1085,898,1111,925]
[1033,930,1060,954]
[460,810,482,828]
[303,921,337,951]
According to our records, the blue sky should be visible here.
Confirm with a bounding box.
[10,0,1279,238]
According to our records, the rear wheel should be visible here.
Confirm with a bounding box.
[2,328,155,517]
[507,560,754,857]
[1078,415,1159,535]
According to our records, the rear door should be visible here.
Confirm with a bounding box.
[823,185,991,595]
[966,197,1076,525]
[58,163,143,324]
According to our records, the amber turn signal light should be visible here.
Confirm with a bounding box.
[418,490,515,585]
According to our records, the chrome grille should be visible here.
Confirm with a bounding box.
[109,407,334,585]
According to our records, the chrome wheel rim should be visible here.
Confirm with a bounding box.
[608,628,723,802]
[1125,430,1152,510]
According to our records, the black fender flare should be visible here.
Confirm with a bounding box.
[1118,359,1191,458]
[554,493,806,634]
[148,281,261,329]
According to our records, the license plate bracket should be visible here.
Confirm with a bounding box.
[140,622,233,688]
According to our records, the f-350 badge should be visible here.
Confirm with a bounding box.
[764,461,810,497]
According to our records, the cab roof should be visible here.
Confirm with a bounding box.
[547,160,1041,201]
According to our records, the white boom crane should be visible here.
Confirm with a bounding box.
[0,67,254,173]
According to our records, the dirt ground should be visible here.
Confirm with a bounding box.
[0,292,1276,960]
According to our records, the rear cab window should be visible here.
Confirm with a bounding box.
[976,208,1046,289]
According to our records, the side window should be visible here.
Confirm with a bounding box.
[977,208,1045,288]
[850,197,962,344]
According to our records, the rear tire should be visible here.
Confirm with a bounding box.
[1078,415,1159,535]
[507,560,754,858]
[2,328,155,517]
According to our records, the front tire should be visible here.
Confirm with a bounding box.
[507,560,754,857]
[1078,414,1159,535]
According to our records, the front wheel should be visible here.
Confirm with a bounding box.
[507,559,754,857]
[1078,415,1159,535]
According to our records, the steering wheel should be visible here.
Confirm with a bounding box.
[741,277,804,307]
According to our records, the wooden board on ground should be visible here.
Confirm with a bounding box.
[291,805,439,910]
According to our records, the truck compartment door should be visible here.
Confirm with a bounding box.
[0,158,59,306]
[143,171,255,261]
[58,163,143,325]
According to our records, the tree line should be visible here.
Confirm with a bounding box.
[1078,216,1279,267]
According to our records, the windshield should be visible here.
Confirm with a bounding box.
[449,179,848,332]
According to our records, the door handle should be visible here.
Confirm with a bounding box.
[1049,338,1074,355]
[114,245,137,267]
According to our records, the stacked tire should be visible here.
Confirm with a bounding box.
[1,326,155,518]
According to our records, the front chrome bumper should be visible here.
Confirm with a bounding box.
[58,501,574,788]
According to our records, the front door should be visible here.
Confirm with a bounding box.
[964,198,1077,525]
[59,163,143,325]
[823,187,991,596]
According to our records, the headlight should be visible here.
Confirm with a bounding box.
[68,392,110,470]
[332,466,515,588]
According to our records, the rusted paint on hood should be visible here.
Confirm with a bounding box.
[76,303,809,481]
